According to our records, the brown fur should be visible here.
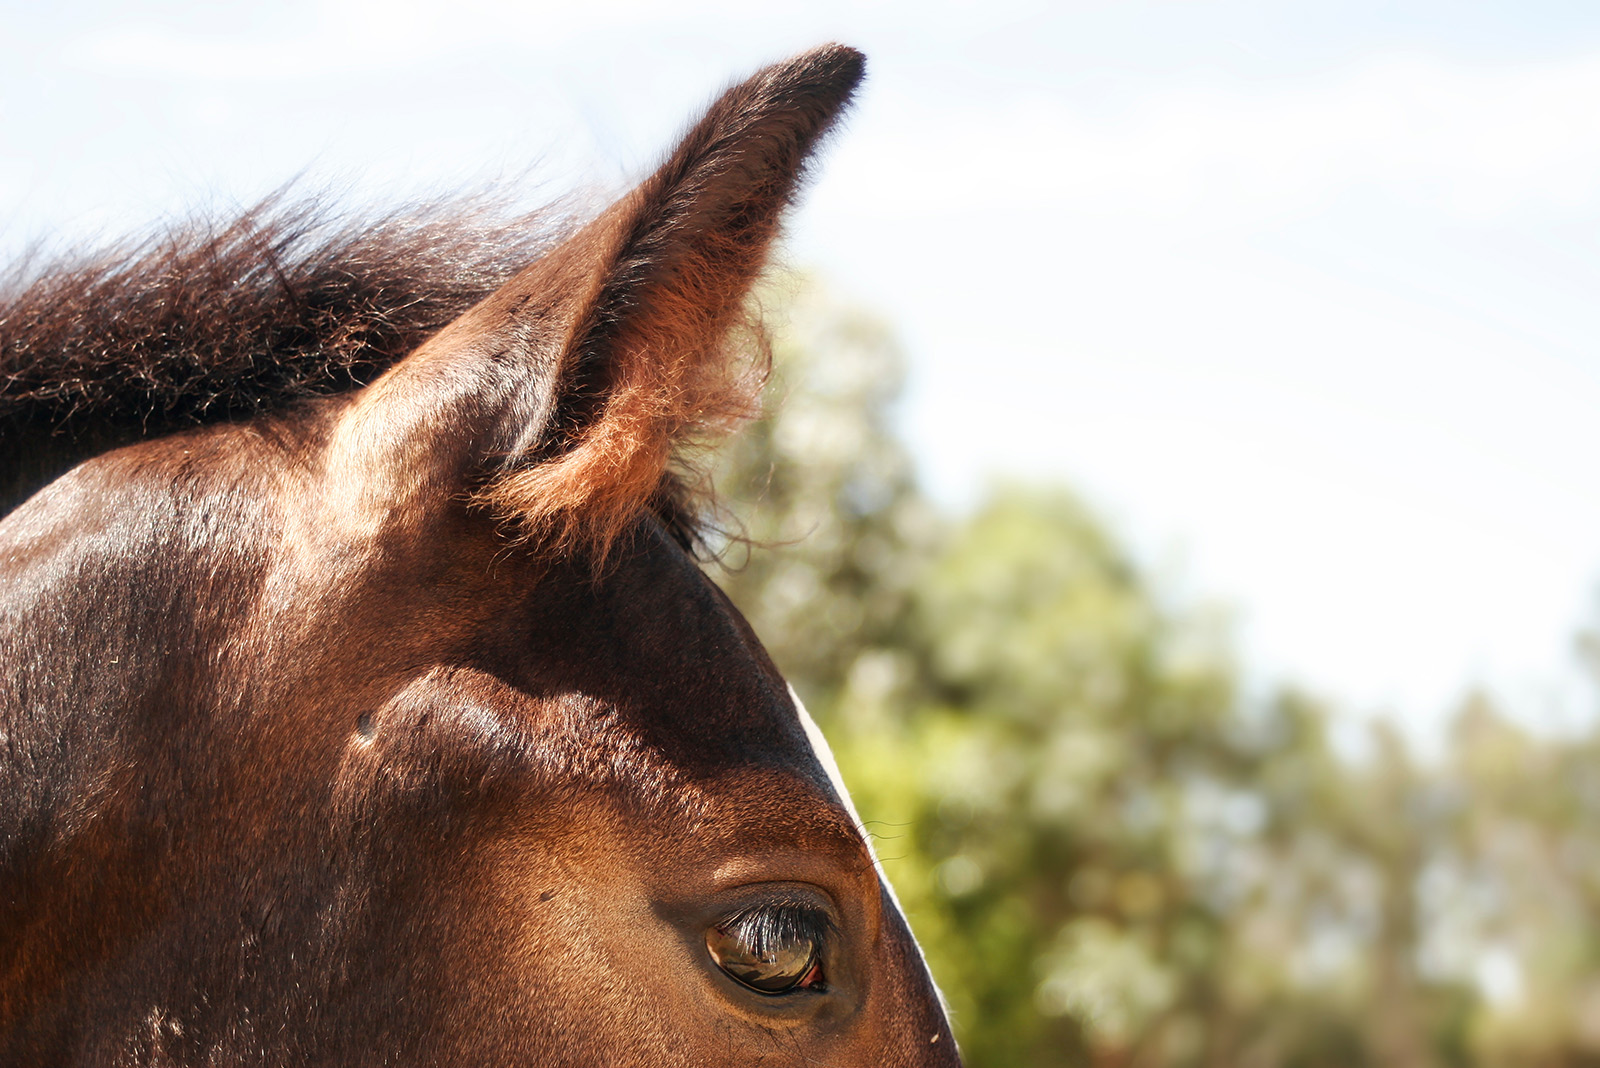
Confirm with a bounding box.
[0,45,961,1067]
[0,194,563,517]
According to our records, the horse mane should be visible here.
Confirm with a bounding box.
[0,192,748,551]
[0,194,537,511]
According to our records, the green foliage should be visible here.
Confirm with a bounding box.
[715,279,1600,1067]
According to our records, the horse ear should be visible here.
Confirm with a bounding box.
[336,45,864,557]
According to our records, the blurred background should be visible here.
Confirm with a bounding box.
[7,2,1600,1063]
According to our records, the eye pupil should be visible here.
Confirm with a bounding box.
[706,923,822,995]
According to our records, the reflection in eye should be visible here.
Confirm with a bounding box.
[706,902,832,995]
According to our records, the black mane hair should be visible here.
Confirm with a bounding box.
[0,193,565,516]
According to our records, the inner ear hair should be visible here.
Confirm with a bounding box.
[475,45,866,566]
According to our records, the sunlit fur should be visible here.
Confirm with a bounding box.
[0,46,961,1066]
[0,195,561,517]
[477,47,866,562]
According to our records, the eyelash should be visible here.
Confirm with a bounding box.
[717,900,836,958]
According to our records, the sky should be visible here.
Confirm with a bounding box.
[5,1,1600,739]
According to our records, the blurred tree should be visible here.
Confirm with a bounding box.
[718,280,1239,1064]
[715,276,937,705]
[713,277,1600,1068]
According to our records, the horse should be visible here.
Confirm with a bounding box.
[0,45,960,1066]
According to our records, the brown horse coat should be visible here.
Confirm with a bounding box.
[0,46,961,1066]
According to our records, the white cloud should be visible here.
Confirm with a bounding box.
[63,0,776,82]
[821,50,1600,225]
[790,46,1600,729]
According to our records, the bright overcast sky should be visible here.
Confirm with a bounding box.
[6,1,1600,739]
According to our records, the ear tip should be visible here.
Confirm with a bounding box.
[768,43,868,114]
[803,43,868,88]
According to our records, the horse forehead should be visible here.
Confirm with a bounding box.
[483,530,825,773]
[346,524,839,800]
[373,664,853,861]
[27,430,841,810]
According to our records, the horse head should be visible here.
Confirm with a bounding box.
[0,45,960,1066]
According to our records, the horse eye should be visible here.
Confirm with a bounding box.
[706,921,823,995]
